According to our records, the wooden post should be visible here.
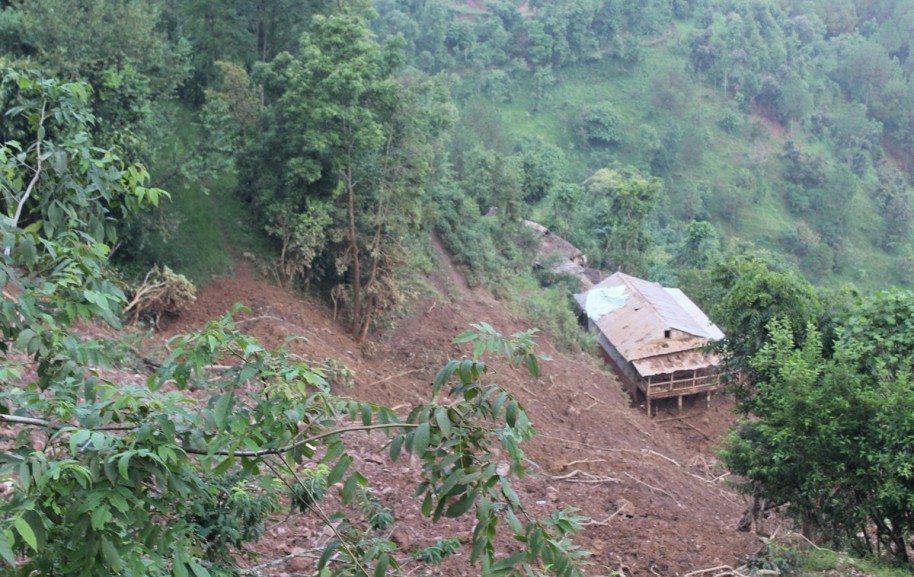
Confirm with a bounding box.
[646,395,652,418]
[707,390,711,409]
[678,395,683,414]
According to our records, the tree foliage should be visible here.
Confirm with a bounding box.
[581,101,623,147]
[711,254,914,561]
[586,167,661,276]
[241,1,456,341]
[721,292,914,561]
[709,253,821,405]
[0,0,190,162]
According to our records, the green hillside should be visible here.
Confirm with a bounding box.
[374,0,914,291]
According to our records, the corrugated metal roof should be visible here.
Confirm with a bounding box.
[574,272,725,367]
[664,288,725,340]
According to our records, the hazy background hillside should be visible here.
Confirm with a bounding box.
[370,0,914,292]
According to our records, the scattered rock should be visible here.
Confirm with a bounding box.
[546,486,559,502]
[285,548,311,573]
[391,529,412,548]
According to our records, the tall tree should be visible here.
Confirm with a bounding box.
[586,167,661,276]
[708,253,822,408]
[242,0,455,341]
[721,290,914,560]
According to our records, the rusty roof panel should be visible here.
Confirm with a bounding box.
[632,350,722,377]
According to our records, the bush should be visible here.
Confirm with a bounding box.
[581,101,624,146]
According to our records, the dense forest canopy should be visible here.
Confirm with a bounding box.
[5,0,914,573]
[4,0,914,295]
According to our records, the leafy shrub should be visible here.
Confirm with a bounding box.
[581,101,624,146]
[433,186,537,290]
[415,538,462,565]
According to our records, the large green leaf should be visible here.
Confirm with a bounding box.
[0,532,16,566]
[13,516,37,551]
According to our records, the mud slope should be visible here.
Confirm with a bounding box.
[164,248,758,576]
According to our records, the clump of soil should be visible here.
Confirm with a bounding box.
[162,248,762,576]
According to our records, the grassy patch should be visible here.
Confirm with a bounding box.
[154,177,235,283]
[791,548,914,577]
[119,106,276,285]
[505,272,596,355]
[743,540,914,577]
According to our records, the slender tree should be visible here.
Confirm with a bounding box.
[242,1,455,341]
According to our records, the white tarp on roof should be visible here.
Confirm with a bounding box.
[585,285,628,321]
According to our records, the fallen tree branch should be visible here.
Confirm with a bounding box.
[366,369,420,387]
[681,419,712,439]
[124,265,195,325]
[687,472,718,485]
[647,449,680,467]
[781,530,826,551]
[684,567,730,577]
[654,412,703,424]
[550,469,620,484]
[684,565,750,577]
[538,434,683,468]
[560,458,606,470]
[240,547,324,575]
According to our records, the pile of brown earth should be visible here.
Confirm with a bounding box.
[158,243,767,576]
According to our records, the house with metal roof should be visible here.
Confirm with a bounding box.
[574,272,725,416]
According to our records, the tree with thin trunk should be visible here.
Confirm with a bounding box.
[244,1,454,341]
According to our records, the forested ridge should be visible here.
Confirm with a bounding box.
[4,0,914,575]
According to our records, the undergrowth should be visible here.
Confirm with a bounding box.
[115,107,275,285]
[745,540,914,577]
[509,273,596,355]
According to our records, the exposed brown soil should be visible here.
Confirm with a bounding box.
[749,101,787,140]
[160,244,764,576]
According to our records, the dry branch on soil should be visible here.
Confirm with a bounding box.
[550,469,621,484]
[623,472,680,505]
[683,565,755,577]
[123,265,196,325]
[559,458,606,470]
[582,502,631,526]
[239,547,324,576]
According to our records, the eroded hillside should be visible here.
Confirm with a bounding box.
[159,245,760,575]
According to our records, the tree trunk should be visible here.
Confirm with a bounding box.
[345,164,361,338]
[356,223,383,343]
[355,130,396,343]
[279,220,291,288]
